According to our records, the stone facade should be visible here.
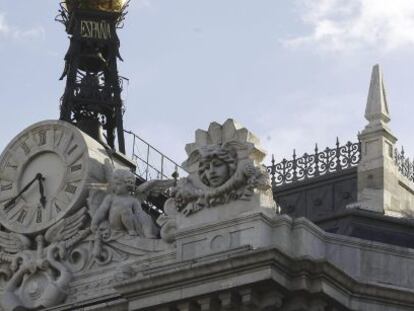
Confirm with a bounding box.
[2,67,414,311]
[27,212,414,310]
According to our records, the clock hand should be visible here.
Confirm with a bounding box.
[38,175,47,209]
[4,173,43,210]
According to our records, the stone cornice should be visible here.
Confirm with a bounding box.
[115,246,414,309]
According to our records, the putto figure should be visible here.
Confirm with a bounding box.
[91,169,156,237]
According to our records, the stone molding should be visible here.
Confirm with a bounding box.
[115,245,414,311]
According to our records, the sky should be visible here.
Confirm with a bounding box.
[1,0,414,169]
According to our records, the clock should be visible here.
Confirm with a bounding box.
[0,120,117,235]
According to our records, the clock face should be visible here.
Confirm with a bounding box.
[0,121,89,234]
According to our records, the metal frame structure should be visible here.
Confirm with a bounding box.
[124,129,187,181]
[57,2,128,153]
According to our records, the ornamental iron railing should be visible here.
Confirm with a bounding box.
[394,147,414,182]
[267,138,361,188]
[124,130,187,181]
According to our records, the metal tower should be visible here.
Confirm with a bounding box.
[57,0,128,154]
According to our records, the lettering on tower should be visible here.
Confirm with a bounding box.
[81,20,111,40]
[60,8,127,153]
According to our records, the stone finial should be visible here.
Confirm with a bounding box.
[365,64,390,125]
[355,64,398,215]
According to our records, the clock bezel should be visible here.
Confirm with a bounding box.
[0,120,90,235]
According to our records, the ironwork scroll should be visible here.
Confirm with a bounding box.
[394,147,414,182]
[267,139,361,188]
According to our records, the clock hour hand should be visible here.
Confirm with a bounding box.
[4,173,43,210]
[38,175,46,208]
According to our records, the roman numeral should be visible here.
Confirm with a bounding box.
[56,131,73,153]
[0,162,18,183]
[6,162,17,170]
[54,129,64,147]
[67,144,78,156]
[70,164,82,173]
[55,202,61,213]
[1,184,13,191]
[38,131,47,146]
[4,201,16,214]
[20,142,30,155]
[65,184,77,194]
[36,209,42,223]
[17,210,27,223]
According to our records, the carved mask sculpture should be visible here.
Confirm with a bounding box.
[166,119,273,216]
[198,145,237,188]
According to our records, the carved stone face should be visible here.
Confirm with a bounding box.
[198,146,237,188]
[111,170,135,195]
[112,175,129,195]
[98,222,112,241]
[200,157,230,187]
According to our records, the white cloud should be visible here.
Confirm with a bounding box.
[0,13,45,42]
[284,0,414,52]
[0,14,10,35]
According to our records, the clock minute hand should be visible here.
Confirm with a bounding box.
[4,173,43,210]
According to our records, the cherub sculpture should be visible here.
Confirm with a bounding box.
[91,169,157,238]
